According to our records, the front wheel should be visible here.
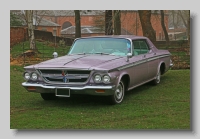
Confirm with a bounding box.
[40,93,57,100]
[109,80,125,105]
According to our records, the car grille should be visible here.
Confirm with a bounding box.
[37,69,91,84]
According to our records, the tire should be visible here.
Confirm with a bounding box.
[40,93,57,100]
[109,80,125,105]
[152,70,161,85]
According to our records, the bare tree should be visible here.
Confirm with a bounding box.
[74,10,81,38]
[33,10,49,28]
[105,10,113,35]
[138,10,156,43]
[25,10,36,50]
[113,10,121,35]
[178,10,190,46]
[187,11,190,47]
[160,10,170,45]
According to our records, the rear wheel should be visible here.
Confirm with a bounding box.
[109,80,125,105]
[40,93,57,100]
[152,70,161,85]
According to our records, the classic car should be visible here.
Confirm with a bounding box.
[22,35,173,105]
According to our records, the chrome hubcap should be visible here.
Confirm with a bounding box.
[115,83,123,100]
[156,71,160,83]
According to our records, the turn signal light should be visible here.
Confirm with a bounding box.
[27,86,36,91]
[95,89,105,93]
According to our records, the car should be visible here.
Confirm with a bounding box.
[22,35,173,105]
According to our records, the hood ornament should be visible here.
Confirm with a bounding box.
[62,70,69,83]
[52,52,58,58]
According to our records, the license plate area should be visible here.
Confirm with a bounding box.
[55,88,70,97]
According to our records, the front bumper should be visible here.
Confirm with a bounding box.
[22,82,115,96]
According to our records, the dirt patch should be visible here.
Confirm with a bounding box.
[10,50,41,66]
[10,54,24,66]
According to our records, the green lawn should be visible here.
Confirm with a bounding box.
[10,41,71,64]
[10,65,190,129]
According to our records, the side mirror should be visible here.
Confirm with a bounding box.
[126,53,132,62]
[149,49,153,53]
[52,52,58,58]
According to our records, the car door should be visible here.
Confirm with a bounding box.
[145,40,159,80]
[136,40,150,82]
[128,40,148,87]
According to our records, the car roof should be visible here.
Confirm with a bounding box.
[76,35,148,40]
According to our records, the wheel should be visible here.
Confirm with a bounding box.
[152,70,161,85]
[109,80,125,105]
[40,93,57,100]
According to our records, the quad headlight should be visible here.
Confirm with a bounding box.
[94,74,102,83]
[103,75,111,83]
[93,74,111,83]
[24,72,38,81]
[24,72,30,80]
[31,72,38,80]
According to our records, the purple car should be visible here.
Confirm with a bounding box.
[22,35,173,104]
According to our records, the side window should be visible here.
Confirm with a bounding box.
[132,40,150,55]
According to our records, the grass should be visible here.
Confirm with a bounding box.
[10,41,71,60]
[10,65,190,129]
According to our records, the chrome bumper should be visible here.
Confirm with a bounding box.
[22,82,115,96]
[170,59,173,68]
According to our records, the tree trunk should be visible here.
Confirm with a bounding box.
[138,10,156,44]
[160,10,170,46]
[105,10,113,35]
[74,10,81,38]
[172,11,175,40]
[114,10,121,35]
[187,11,190,47]
[25,10,36,50]
[178,10,190,46]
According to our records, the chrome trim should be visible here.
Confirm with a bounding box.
[41,74,89,79]
[170,59,173,67]
[55,88,70,97]
[37,69,91,85]
[127,77,155,91]
[118,59,146,70]
[36,68,90,71]
[117,54,170,70]
[22,82,114,90]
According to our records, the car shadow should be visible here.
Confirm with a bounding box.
[33,76,168,107]
[36,94,111,107]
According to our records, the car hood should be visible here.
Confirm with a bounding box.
[33,54,125,70]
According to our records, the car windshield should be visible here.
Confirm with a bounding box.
[68,37,131,56]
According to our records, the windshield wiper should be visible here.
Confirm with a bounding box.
[68,53,88,55]
[93,52,111,55]
[69,52,113,56]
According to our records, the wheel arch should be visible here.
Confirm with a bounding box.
[118,73,130,91]
[158,61,166,75]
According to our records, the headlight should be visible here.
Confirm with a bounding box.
[24,72,30,80]
[94,74,101,83]
[103,75,110,83]
[31,72,38,80]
